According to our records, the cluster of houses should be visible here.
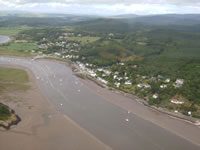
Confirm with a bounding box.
[75,61,187,109]
[37,40,81,59]
[59,32,75,39]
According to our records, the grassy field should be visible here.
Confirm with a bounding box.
[0,42,37,56]
[0,26,32,36]
[67,36,100,45]
[0,67,29,121]
[2,42,37,51]
[0,103,11,121]
[0,67,29,83]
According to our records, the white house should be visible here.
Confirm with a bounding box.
[137,84,143,88]
[165,78,171,83]
[170,99,184,104]
[153,94,159,99]
[144,84,151,88]
[174,79,184,88]
[160,84,167,88]
[97,77,108,84]
[125,81,132,85]
[115,82,121,88]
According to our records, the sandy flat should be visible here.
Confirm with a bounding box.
[79,77,200,146]
[0,65,111,150]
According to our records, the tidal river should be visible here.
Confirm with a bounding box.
[0,35,10,44]
[0,56,199,150]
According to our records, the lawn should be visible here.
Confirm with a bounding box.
[67,36,100,45]
[0,42,37,56]
[0,103,11,121]
[0,67,29,83]
[0,26,32,36]
[0,67,29,121]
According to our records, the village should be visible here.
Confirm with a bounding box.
[29,31,195,117]
[74,61,189,114]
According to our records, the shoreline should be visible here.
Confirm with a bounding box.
[70,62,200,126]
[1,55,200,126]
[0,62,112,150]
[0,103,21,130]
[0,56,200,147]
[0,35,13,45]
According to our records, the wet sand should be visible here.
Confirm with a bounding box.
[80,77,200,146]
[0,65,111,150]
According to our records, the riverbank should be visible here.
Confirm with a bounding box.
[0,64,111,150]
[0,35,12,45]
[70,62,200,125]
[0,56,200,149]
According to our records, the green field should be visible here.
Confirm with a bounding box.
[0,67,29,83]
[0,67,29,121]
[0,42,37,56]
[0,26,32,36]
[0,103,11,121]
[67,36,100,45]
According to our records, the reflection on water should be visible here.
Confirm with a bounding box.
[0,35,10,44]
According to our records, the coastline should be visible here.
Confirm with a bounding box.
[0,56,200,148]
[0,35,12,45]
[70,62,200,126]
[0,103,21,130]
[2,55,200,126]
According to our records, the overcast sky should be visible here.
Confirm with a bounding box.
[0,0,200,15]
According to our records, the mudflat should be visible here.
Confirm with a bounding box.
[0,65,111,150]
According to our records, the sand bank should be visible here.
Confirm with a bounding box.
[0,65,111,150]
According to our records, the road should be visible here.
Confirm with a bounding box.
[0,56,200,150]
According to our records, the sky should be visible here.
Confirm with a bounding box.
[0,0,200,15]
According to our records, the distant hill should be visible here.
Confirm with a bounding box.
[124,14,200,25]
[106,14,139,19]
[77,14,200,33]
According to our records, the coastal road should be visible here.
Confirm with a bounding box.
[0,56,200,150]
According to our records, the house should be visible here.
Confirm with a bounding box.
[97,68,103,72]
[160,84,167,88]
[103,70,111,75]
[165,78,171,83]
[119,62,125,66]
[174,79,184,88]
[125,77,129,80]
[125,81,132,85]
[153,94,159,99]
[115,82,121,88]
[54,52,61,56]
[97,77,108,84]
[137,84,143,88]
[113,75,117,79]
[170,99,184,104]
[144,84,151,88]
[188,111,192,115]
[132,65,137,68]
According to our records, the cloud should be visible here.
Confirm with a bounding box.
[0,0,200,15]
[1,0,200,6]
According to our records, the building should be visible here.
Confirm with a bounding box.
[153,94,159,99]
[125,81,132,85]
[170,99,184,104]
[115,82,121,88]
[165,78,171,83]
[160,84,167,88]
[174,79,184,88]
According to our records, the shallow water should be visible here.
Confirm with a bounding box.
[0,56,199,150]
[0,35,10,44]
